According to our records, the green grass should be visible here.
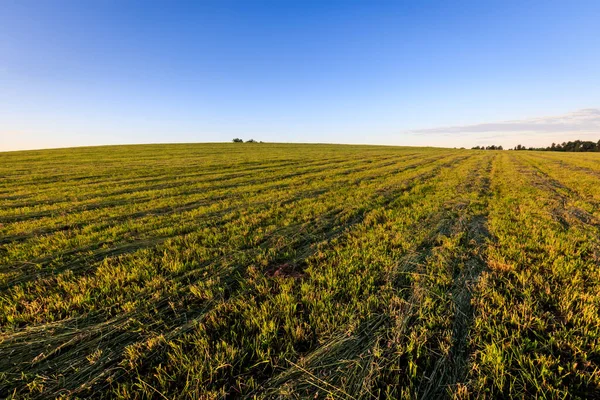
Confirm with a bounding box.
[0,143,599,399]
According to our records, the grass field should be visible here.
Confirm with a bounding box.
[1,143,599,399]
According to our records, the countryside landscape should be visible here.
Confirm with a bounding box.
[3,1,600,398]
[1,143,599,398]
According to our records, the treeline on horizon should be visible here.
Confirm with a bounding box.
[472,139,600,152]
[233,137,599,152]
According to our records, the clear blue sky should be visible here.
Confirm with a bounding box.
[2,0,600,151]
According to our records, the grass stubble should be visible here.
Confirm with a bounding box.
[0,143,598,399]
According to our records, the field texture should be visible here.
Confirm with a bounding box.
[1,143,599,399]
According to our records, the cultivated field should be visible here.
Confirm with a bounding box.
[1,143,599,399]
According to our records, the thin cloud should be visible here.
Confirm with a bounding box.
[409,108,600,136]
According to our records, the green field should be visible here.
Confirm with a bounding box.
[1,143,599,399]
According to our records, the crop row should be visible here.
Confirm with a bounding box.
[0,144,598,398]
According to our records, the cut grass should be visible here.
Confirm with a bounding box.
[0,143,598,399]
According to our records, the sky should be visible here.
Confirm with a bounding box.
[1,0,600,151]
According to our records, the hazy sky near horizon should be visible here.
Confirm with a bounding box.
[2,0,600,151]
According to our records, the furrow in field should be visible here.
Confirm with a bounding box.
[465,152,600,398]
[0,154,390,221]
[0,155,321,202]
[0,147,423,200]
[510,154,600,229]
[0,154,403,246]
[0,152,421,238]
[0,152,453,281]
[0,151,402,207]
[104,152,477,398]
[1,152,468,325]
[255,153,495,399]
[0,153,473,398]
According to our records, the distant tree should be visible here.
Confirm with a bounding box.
[478,145,503,150]
[232,138,243,143]
[246,139,256,143]
[582,141,596,151]
[519,139,600,152]
[471,145,504,150]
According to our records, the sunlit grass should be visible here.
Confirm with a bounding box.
[0,144,598,399]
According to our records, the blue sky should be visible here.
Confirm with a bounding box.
[1,0,600,151]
